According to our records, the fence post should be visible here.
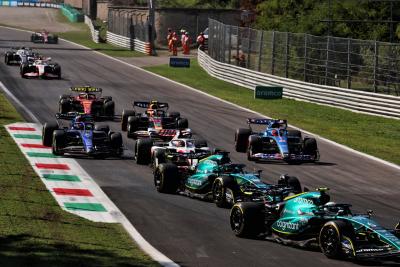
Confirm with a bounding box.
[222,23,226,63]
[304,34,308,81]
[325,36,330,85]
[257,30,264,72]
[236,26,240,66]
[347,39,351,89]
[247,27,251,69]
[373,40,378,93]
[271,31,276,75]
[285,32,289,78]
[228,25,232,64]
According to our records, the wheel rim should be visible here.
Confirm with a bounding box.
[213,181,224,203]
[230,207,243,233]
[320,226,339,255]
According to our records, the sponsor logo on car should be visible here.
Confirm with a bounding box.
[277,221,299,231]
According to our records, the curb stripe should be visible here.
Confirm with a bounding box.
[27,152,58,158]
[9,126,36,131]
[36,163,70,170]
[13,134,41,139]
[42,174,81,182]
[64,202,107,212]
[54,188,93,197]
[22,143,49,149]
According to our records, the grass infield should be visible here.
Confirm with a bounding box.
[0,93,157,266]
[145,59,400,165]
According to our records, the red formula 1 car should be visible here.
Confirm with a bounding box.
[58,86,115,120]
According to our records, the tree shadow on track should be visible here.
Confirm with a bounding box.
[0,234,151,267]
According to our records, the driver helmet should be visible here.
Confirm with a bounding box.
[271,129,278,136]
[323,202,337,212]
[177,140,185,147]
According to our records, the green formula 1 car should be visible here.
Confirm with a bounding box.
[154,150,302,208]
[230,188,400,261]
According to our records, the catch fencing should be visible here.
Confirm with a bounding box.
[198,49,400,119]
[208,19,400,96]
[84,15,99,43]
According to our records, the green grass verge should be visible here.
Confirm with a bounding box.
[144,59,400,165]
[55,11,145,58]
[0,93,157,266]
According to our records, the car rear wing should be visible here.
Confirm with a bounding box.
[247,118,287,125]
[167,150,210,159]
[133,101,169,109]
[55,112,94,121]
[70,86,102,93]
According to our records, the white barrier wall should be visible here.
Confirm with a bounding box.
[106,31,151,55]
[198,49,400,119]
[84,15,99,43]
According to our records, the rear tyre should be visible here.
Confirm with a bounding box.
[127,116,139,138]
[4,53,11,65]
[194,138,208,148]
[247,135,262,161]
[235,128,251,152]
[154,163,179,193]
[304,138,319,161]
[52,130,65,156]
[230,202,265,238]
[121,109,135,131]
[287,176,302,194]
[59,98,70,114]
[94,124,110,134]
[167,111,180,119]
[135,138,153,165]
[319,220,355,259]
[42,122,58,147]
[110,132,123,157]
[176,118,188,129]
[104,101,115,118]
[287,130,302,138]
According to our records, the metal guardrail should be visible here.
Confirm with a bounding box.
[106,31,151,55]
[84,15,99,44]
[198,49,400,119]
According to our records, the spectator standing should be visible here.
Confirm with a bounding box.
[196,32,205,51]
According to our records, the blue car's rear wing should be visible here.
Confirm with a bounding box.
[56,112,94,121]
[247,118,287,125]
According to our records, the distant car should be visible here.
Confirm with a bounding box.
[31,30,58,44]
[121,100,189,140]
[4,47,37,65]
[154,150,303,208]
[58,86,115,120]
[20,57,61,79]
[235,118,319,163]
[41,113,123,158]
[230,188,400,260]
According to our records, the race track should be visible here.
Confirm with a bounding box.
[1,27,399,267]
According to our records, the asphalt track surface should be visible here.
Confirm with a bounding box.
[1,27,399,267]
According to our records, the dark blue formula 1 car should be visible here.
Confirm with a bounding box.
[230,188,400,261]
[235,119,319,163]
[41,113,123,158]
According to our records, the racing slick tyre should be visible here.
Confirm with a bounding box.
[194,139,208,148]
[152,149,166,169]
[52,130,65,156]
[167,111,180,119]
[247,135,262,161]
[59,98,71,114]
[56,67,61,79]
[287,130,302,138]
[176,118,188,129]
[4,53,11,65]
[20,64,28,78]
[53,35,59,44]
[154,163,179,193]
[235,128,251,152]
[94,124,110,134]
[127,116,139,138]
[230,202,265,238]
[42,122,58,147]
[121,109,135,131]
[110,132,123,157]
[135,138,153,165]
[212,176,237,208]
[104,101,115,118]
[303,138,318,158]
[319,220,355,259]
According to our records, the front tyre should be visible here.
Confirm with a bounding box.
[154,163,179,193]
[319,220,355,259]
[121,109,135,131]
[230,202,265,238]
[235,128,251,152]
[135,138,153,165]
